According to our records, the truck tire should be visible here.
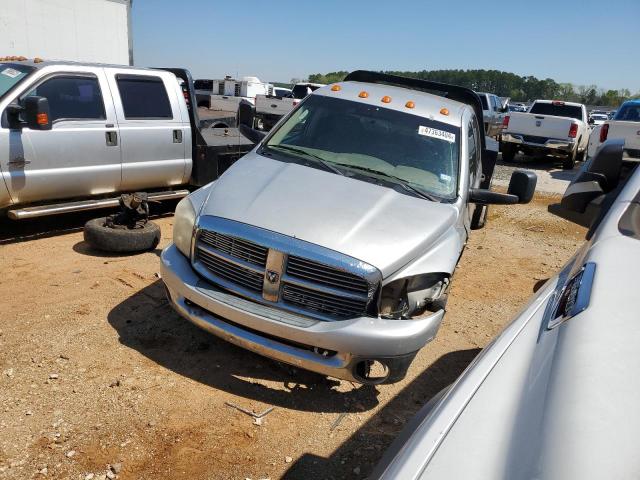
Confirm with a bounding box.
[562,149,577,170]
[470,204,489,230]
[83,217,161,253]
[501,143,516,162]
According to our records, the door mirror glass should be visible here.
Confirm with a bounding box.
[24,96,51,130]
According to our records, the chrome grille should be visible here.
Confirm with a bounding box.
[199,230,268,266]
[282,284,368,318]
[192,218,381,321]
[196,248,264,292]
[286,256,369,295]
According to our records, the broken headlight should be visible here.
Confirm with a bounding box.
[379,273,449,319]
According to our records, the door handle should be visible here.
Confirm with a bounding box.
[105,131,118,146]
[173,129,183,143]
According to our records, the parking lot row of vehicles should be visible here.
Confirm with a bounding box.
[3,57,638,478]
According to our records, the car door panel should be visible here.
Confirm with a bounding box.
[0,69,121,205]
[106,69,187,191]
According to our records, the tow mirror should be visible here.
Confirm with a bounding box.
[548,139,624,228]
[469,169,537,205]
[559,139,624,214]
[24,96,51,130]
[237,99,266,144]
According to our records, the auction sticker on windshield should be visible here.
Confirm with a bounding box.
[1,68,21,79]
[418,126,456,143]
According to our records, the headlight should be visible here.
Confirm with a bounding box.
[173,195,197,258]
[380,273,449,319]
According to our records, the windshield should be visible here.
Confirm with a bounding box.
[264,95,460,199]
[529,102,583,120]
[614,103,640,122]
[0,63,34,99]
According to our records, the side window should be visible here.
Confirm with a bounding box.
[24,75,105,122]
[116,75,173,120]
[491,96,499,111]
[467,118,480,183]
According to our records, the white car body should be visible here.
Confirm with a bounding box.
[373,140,640,479]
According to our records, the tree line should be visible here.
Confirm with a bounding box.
[304,69,638,107]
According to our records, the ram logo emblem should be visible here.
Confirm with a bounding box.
[266,270,279,284]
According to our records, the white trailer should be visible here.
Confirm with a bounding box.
[209,76,272,111]
[0,0,133,66]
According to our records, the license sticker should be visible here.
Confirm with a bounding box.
[1,68,21,79]
[418,125,456,143]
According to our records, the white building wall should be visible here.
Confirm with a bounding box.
[0,0,131,65]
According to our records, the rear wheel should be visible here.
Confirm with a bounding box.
[562,149,577,170]
[501,143,517,162]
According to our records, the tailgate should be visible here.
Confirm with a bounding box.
[608,121,640,156]
[255,96,294,116]
[507,112,573,140]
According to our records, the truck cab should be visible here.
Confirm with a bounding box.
[0,58,253,219]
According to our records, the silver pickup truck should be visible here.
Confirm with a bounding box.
[0,58,253,219]
[160,71,537,384]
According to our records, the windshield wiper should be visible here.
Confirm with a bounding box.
[332,163,440,201]
[267,145,344,176]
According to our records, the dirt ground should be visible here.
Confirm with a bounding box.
[0,194,585,480]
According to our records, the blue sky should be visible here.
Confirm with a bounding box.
[132,0,640,92]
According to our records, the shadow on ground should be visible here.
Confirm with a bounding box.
[107,280,383,414]
[72,240,162,258]
[282,348,481,479]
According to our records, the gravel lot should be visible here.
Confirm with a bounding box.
[0,175,585,479]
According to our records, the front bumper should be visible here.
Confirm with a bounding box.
[160,244,445,384]
[502,133,576,153]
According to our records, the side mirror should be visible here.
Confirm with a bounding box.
[24,96,52,130]
[469,169,537,205]
[588,118,595,125]
[558,138,624,214]
[500,105,509,113]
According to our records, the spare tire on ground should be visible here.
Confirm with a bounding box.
[84,217,161,253]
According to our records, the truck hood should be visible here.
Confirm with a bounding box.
[199,153,459,277]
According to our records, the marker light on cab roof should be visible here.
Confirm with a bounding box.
[405,101,415,109]
[331,84,341,92]
[381,96,392,103]
[440,107,450,116]
[358,91,369,98]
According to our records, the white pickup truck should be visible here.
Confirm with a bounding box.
[254,82,324,131]
[501,100,589,169]
[587,99,640,161]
